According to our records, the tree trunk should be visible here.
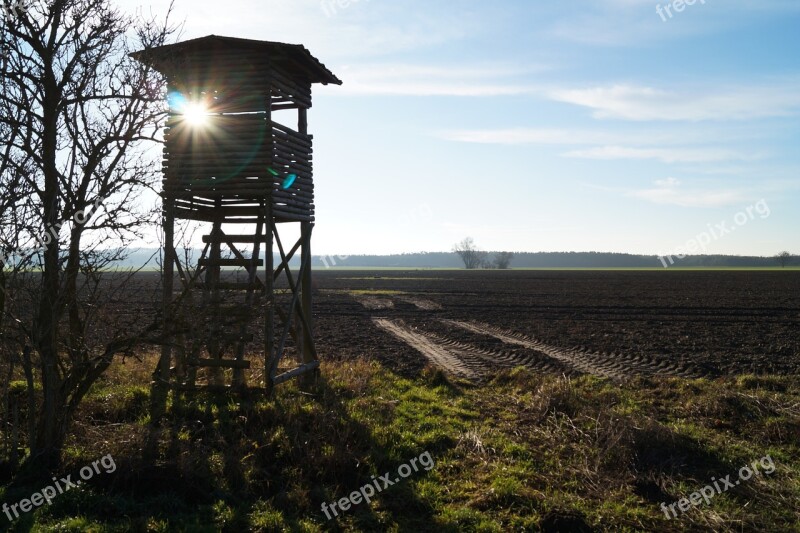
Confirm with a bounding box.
[31,47,65,467]
[31,363,65,468]
[21,347,37,453]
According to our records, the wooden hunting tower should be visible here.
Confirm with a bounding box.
[132,36,341,396]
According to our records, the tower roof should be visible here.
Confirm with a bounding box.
[131,35,342,86]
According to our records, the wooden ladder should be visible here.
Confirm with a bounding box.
[162,202,319,396]
[174,204,268,393]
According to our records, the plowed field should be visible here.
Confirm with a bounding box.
[313,270,800,380]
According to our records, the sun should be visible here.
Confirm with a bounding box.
[167,92,211,126]
[182,101,210,126]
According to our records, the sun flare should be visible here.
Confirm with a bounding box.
[182,101,210,126]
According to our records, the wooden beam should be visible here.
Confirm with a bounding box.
[151,199,176,423]
[203,234,270,244]
[300,221,315,368]
[273,361,320,386]
[198,258,264,267]
[298,108,308,134]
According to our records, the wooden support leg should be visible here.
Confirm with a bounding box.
[150,201,175,424]
[265,211,275,393]
[299,221,318,389]
[206,211,224,387]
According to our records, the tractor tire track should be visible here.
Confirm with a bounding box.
[356,297,395,310]
[423,331,580,377]
[373,319,580,381]
[372,319,485,381]
[443,320,706,380]
[396,296,443,310]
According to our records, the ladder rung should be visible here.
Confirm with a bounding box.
[203,234,269,244]
[198,259,264,267]
[188,358,251,369]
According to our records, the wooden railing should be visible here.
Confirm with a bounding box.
[163,116,315,222]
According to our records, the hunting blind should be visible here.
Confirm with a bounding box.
[132,36,341,398]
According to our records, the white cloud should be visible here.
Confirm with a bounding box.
[549,83,800,121]
[438,128,762,165]
[438,128,611,145]
[436,126,752,146]
[322,64,543,97]
[655,177,681,188]
[563,146,758,164]
[628,177,753,207]
[118,0,478,59]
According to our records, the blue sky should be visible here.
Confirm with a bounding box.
[120,0,800,256]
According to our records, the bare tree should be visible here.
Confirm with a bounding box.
[453,237,487,269]
[775,251,793,268]
[493,252,514,270]
[0,0,177,467]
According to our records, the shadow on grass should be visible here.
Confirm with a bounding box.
[0,370,448,531]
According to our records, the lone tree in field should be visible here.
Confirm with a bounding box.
[775,251,793,268]
[493,252,514,269]
[0,0,175,467]
[453,237,488,269]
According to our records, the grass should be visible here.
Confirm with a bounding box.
[2,360,799,532]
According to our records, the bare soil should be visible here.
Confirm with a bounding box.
[313,270,800,380]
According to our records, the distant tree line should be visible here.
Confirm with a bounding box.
[93,248,797,269]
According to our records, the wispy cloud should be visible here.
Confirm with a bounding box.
[563,146,759,164]
[438,128,762,164]
[125,0,480,60]
[549,83,800,121]
[438,128,613,145]
[436,127,753,147]
[325,64,543,97]
[628,177,754,207]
